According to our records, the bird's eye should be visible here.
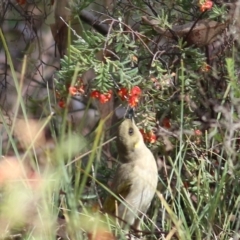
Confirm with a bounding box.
[128,127,134,135]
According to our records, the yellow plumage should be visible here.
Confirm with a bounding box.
[103,118,158,230]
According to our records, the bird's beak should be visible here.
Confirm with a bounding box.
[125,108,135,121]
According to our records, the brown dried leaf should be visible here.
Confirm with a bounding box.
[142,16,229,47]
[50,0,71,56]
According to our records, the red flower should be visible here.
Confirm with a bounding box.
[58,100,65,108]
[98,94,108,103]
[91,90,112,104]
[91,90,100,99]
[128,86,142,107]
[105,90,112,99]
[128,95,139,107]
[146,131,157,143]
[117,87,128,101]
[139,129,157,144]
[69,86,78,96]
[195,129,202,136]
[130,86,142,97]
[117,86,142,107]
[69,85,85,96]
[98,90,112,103]
[199,0,213,12]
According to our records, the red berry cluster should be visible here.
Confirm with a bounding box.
[56,84,142,108]
[117,86,142,107]
[199,0,213,12]
[56,78,85,108]
[139,129,157,144]
[90,90,113,104]
[68,85,85,96]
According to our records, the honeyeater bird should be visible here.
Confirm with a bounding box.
[103,114,158,230]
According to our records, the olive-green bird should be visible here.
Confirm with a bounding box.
[103,115,158,230]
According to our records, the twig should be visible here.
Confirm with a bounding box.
[143,0,158,17]
[97,12,154,55]
[60,16,82,39]
[79,10,109,35]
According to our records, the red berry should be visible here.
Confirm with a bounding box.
[91,90,100,99]
[117,87,128,101]
[130,86,142,96]
[199,0,213,12]
[69,86,78,96]
[58,100,65,108]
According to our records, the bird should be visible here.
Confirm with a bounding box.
[103,112,158,231]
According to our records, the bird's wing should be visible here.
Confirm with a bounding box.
[103,179,132,214]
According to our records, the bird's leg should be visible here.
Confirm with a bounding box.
[132,214,144,237]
